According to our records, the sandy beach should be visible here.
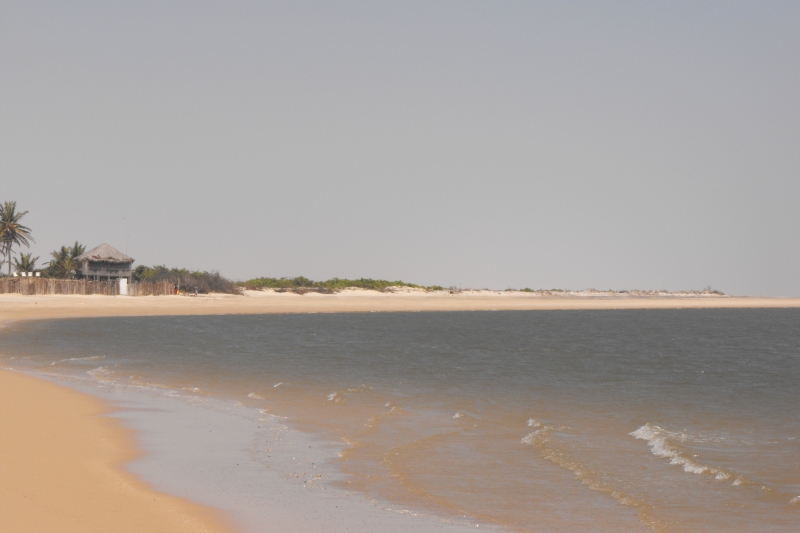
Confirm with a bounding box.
[2,289,799,323]
[0,369,233,533]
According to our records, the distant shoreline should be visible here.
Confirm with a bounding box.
[1,289,799,323]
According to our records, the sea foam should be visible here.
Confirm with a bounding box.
[87,366,114,381]
[630,423,749,483]
[51,355,105,365]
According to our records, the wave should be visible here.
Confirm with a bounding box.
[630,423,758,487]
[87,366,115,381]
[520,429,543,446]
[326,385,372,403]
[521,422,666,532]
[51,355,105,366]
[632,423,800,506]
[248,392,264,400]
[365,404,403,429]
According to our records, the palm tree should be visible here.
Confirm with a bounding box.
[44,242,86,278]
[70,241,86,259]
[0,201,35,276]
[46,247,70,278]
[60,256,78,279]
[13,253,39,274]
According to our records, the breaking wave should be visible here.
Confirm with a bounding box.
[630,424,755,487]
[521,422,666,532]
[51,355,105,365]
[326,385,372,403]
[87,366,115,381]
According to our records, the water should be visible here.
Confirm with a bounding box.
[2,309,799,532]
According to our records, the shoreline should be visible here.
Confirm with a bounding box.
[2,293,798,532]
[1,366,506,533]
[2,290,799,324]
[0,369,234,533]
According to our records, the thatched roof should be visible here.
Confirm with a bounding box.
[75,243,134,264]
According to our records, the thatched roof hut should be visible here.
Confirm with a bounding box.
[76,243,134,264]
[75,243,134,279]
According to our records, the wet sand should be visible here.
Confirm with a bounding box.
[0,369,234,533]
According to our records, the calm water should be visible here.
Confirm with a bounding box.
[2,309,799,532]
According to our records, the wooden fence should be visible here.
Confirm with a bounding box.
[127,280,175,296]
[0,278,174,296]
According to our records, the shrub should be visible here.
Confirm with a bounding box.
[132,265,240,294]
[240,276,443,293]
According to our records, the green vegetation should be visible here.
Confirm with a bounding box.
[13,253,39,274]
[133,265,241,294]
[0,201,35,276]
[42,242,85,278]
[240,276,444,293]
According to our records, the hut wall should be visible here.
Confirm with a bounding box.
[80,260,133,279]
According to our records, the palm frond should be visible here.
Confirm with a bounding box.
[0,201,35,275]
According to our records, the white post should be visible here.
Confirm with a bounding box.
[119,278,128,296]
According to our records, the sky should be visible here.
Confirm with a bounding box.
[1,1,798,295]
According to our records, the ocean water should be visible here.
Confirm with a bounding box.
[2,309,799,532]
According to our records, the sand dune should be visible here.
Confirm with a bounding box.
[1,290,798,323]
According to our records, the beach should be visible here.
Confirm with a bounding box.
[2,290,799,323]
[0,369,232,533]
[2,293,799,533]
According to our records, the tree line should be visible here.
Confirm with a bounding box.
[133,265,240,294]
[0,200,240,292]
[0,200,92,278]
[3,200,433,294]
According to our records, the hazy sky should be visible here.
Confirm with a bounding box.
[1,1,798,295]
